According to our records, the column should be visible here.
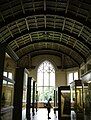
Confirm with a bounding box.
[54,90,56,107]
[12,67,25,120]
[58,87,61,120]
[56,90,58,107]
[32,81,35,116]
[35,83,38,112]
[78,69,80,79]
[26,77,32,120]
[0,43,7,120]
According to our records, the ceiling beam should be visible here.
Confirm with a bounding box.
[6,27,91,51]
[14,39,86,62]
[20,0,25,14]
[0,10,91,29]
[18,49,80,66]
[44,0,46,11]
[7,45,19,61]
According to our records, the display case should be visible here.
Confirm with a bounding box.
[83,82,91,120]
[1,76,14,108]
[53,88,58,114]
[82,82,88,109]
[81,70,91,119]
[54,88,58,107]
[1,72,14,120]
[22,72,28,109]
[70,80,84,119]
[58,86,71,120]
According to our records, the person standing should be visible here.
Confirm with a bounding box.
[46,98,52,119]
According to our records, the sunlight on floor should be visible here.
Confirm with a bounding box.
[22,108,76,120]
[22,108,58,120]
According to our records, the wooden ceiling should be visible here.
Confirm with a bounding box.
[0,0,91,69]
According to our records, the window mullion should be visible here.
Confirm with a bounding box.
[43,62,44,100]
[48,67,50,92]
[37,61,55,101]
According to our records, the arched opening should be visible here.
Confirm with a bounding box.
[37,60,55,102]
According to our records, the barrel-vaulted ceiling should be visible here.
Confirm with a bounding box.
[0,0,91,69]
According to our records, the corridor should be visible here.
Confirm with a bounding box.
[22,108,58,120]
[22,108,76,120]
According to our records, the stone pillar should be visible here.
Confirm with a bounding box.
[0,43,7,120]
[26,77,32,120]
[54,90,56,107]
[58,87,61,120]
[78,68,80,79]
[56,90,58,107]
[36,90,38,112]
[32,81,35,116]
[12,67,25,120]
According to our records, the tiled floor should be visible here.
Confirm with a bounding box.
[22,108,58,120]
[22,108,76,120]
[31,109,58,120]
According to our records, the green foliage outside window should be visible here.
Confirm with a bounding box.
[38,87,54,101]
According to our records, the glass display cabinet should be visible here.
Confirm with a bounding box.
[22,72,28,109]
[82,82,88,109]
[2,76,14,108]
[54,88,58,107]
[83,82,91,120]
[53,88,58,115]
[58,86,71,120]
[70,80,84,119]
[1,72,14,120]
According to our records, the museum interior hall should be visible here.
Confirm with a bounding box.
[0,0,91,120]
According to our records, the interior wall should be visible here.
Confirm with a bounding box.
[55,70,67,87]
[4,54,79,86]
[4,55,16,78]
[28,55,67,86]
[29,69,36,81]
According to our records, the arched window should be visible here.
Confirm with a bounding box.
[37,60,55,101]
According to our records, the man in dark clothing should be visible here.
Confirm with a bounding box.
[46,98,52,119]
